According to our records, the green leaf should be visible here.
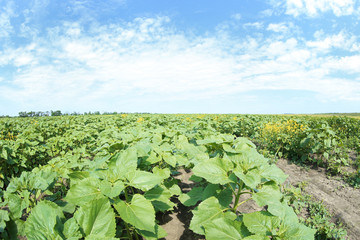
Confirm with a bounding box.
[25,201,64,240]
[222,144,239,153]
[68,171,90,185]
[226,149,267,172]
[74,197,116,238]
[162,152,177,167]
[242,235,269,240]
[0,209,10,232]
[192,157,232,185]
[114,194,155,233]
[243,211,281,236]
[108,148,138,178]
[167,183,181,196]
[189,197,227,235]
[258,164,288,184]
[201,184,219,200]
[267,201,298,225]
[179,187,204,207]
[216,188,233,208]
[137,224,167,240]
[5,192,30,219]
[252,183,281,208]
[203,218,248,240]
[65,178,102,206]
[283,224,316,240]
[144,186,175,212]
[152,167,170,180]
[63,218,82,240]
[1,148,8,160]
[99,180,125,198]
[126,170,163,191]
[234,168,261,189]
[109,142,124,153]
[201,184,233,208]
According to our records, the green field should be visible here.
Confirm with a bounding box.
[0,114,359,239]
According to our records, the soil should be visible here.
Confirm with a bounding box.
[159,161,360,240]
[159,168,204,240]
[276,158,360,240]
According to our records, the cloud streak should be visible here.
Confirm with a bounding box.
[284,0,357,17]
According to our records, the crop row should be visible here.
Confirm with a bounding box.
[0,115,319,239]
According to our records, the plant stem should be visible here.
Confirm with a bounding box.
[134,231,140,240]
[232,181,244,211]
[234,197,252,210]
[227,183,236,196]
[124,187,130,203]
[124,222,133,240]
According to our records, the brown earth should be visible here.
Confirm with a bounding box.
[159,161,360,240]
[276,158,360,240]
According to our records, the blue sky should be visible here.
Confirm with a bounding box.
[0,0,360,116]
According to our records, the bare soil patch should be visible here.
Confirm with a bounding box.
[159,168,204,240]
[159,161,360,240]
[276,158,360,240]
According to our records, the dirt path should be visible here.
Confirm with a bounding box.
[276,158,360,240]
[159,161,360,240]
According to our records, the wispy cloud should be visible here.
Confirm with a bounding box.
[284,0,357,17]
[1,15,360,113]
[0,1,15,39]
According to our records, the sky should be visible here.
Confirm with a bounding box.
[0,0,360,116]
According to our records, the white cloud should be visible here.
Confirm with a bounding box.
[1,16,360,113]
[307,31,358,52]
[243,22,264,29]
[285,0,356,17]
[231,13,242,20]
[266,22,298,33]
[0,1,15,38]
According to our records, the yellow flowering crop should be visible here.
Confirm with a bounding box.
[260,119,306,144]
[136,117,145,123]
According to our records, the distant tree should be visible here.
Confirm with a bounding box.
[19,112,27,117]
[51,110,62,116]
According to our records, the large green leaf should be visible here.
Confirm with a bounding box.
[126,170,164,191]
[161,152,177,167]
[108,148,138,178]
[226,149,267,172]
[63,218,82,240]
[234,168,261,189]
[24,201,64,240]
[203,218,249,240]
[243,211,281,236]
[189,197,235,235]
[152,166,170,180]
[144,185,175,211]
[192,157,232,185]
[0,209,10,232]
[137,224,167,240]
[282,223,316,240]
[74,197,116,238]
[258,164,288,184]
[178,187,204,207]
[114,194,155,233]
[5,191,30,219]
[252,182,282,208]
[65,178,102,206]
[99,180,125,198]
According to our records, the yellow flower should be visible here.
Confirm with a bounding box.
[136,117,144,123]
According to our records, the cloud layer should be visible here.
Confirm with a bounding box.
[0,1,359,114]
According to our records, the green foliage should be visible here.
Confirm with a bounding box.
[0,113,357,239]
[283,183,348,240]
